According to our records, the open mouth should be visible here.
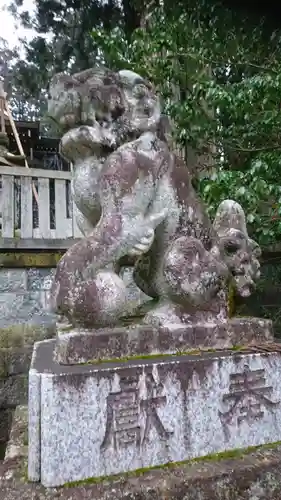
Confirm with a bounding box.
[238,285,252,297]
[48,108,124,158]
[234,277,255,297]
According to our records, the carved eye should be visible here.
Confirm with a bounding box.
[133,84,147,98]
[64,80,75,90]
[111,104,124,120]
[104,76,114,85]
[143,103,151,116]
[224,241,239,254]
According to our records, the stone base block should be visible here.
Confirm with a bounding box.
[55,316,273,364]
[29,338,281,488]
[4,404,281,499]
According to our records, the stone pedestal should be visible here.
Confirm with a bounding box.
[28,319,281,488]
[55,317,273,365]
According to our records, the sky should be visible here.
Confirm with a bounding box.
[1,0,36,53]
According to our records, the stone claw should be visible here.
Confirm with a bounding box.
[127,228,155,257]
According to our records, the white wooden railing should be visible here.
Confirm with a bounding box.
[0,165,83,244]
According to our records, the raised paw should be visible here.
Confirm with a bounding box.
[127,228,155,257]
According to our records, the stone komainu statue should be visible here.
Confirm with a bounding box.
[47,67,260,329]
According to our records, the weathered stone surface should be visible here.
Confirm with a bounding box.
[0,270,27,293]
[29,339,281,487]
[120,267,150,312]
[0,323,56,421]
[55,316,273,365]
[26,268,55,292]
[0,374,28,408]
[4,405,28,464]
[3,404,281,499]
[0,293,27,327]
[0,268,55,295]
[48,67,261,331]
[0,267,56,330]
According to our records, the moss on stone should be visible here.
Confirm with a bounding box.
[0,327,24,349]
[231,344,244,351]
[0,323,55,348]
[83,345,246,365]
[0,355,9,378]
[18,459,29,483]
[119,299,159,326]
[228,283,236,318]
[23,433,28,447]
[60,325,75,332]
[63,440,281,488]
[0,251,63,268]
[0,442,6,460]
[83,350,195,365]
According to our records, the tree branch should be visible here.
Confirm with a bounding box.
[172,51,278,74]
[222,141,281,153]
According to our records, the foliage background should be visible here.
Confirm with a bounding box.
[91,2,281,248]
[4,0,281,329]
[6,0,281,246]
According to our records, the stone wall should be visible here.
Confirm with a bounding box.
[0,268,55,330]
[0,253,149,454]
[0,251,60,454]
[0,322,55,455]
